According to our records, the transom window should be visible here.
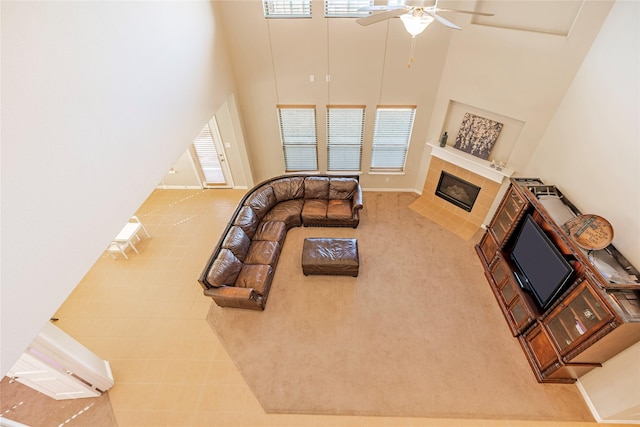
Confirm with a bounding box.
[327,106,364,171]
[370,106,416,172]
[324,0,372,17]
[263,0,312,18]
[277,106,318,172]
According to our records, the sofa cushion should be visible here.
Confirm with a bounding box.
[302,199,328,222]
[304,176,330,199]
[264,199,304,229]
[330,177,358,200]
[270,177,305,202]
[244,185,277,220]
[206,249,242,288]
[253,221,286,246]
[235,264,273,296]
[234,206,259,238]
[327,199,353,221]
[221,226,251,262]
[245,240,280,267]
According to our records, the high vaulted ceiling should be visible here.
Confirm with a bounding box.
[212,0,610,189]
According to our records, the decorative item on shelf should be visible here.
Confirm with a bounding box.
[563,214,614,251]
[453,112,504,160]
[439,131,448,147]
[489,160,506,171]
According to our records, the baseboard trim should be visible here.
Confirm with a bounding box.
[155,185,203,190]
[363,187,420,194]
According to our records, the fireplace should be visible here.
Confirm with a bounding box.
[410,144,512,240]
[435,171,481,212]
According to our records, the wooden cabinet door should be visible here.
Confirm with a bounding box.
[524,323,558,372]
[544,279,614,355]
[478,231,498,266]
[491,256,537,335]
[489,186,527,246]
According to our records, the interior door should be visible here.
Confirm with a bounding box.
[191,116,233,188]
[7,351,101,400]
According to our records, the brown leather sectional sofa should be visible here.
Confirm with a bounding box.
[198,174,363,310]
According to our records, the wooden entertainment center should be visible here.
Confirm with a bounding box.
[476,178,640,383]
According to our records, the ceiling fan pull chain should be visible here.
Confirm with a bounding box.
[408,37,417,68]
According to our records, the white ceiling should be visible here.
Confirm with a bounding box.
[473,0,585,35]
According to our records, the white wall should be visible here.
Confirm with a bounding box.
[158,150,202,189]
[215,0,453,189]
[578,341,640,423]
[0,1,236,376]
[426,0,615,177]
[215,94,254,189]
[525,0,640,267]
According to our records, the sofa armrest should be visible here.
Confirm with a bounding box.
[352,185,363,215]
[204,286,264,310]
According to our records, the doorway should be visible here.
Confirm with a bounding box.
[190,116,233,188]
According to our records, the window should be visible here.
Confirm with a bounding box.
[370,106,416,172]
[192,122,226,185]
[324,0,372,17]
[278,106,318,171]
[263,0,312,18]
[327,106,364,171]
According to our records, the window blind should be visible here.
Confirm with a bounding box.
[327,106,364,171]
[324,0,372,17]
[263,0,312,18]
[192,123,225,184]
[370,107,416,171]
[278,106,318,172]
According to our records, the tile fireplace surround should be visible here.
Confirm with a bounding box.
[409,143,514,240]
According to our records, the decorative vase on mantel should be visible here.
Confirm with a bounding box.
[439,132,448,147]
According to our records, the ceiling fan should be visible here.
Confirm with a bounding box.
[356,0,494,67]
[357,0,494,35]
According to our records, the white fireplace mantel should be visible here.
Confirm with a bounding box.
[427,142,514,183]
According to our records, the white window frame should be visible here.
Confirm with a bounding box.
[324,0,372,17]
[263,0,312,18]
[277,105,318,172]
[370,106,416,172]
[327,105,364,172]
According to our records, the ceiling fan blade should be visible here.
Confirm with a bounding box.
[358,5,397,11]
[435,8,495,16]
[424,10,462,30]
[356,8,407,26]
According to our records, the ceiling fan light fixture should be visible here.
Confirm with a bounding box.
[400,12,434,37]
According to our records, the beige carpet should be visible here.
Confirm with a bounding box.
[0,376,117,426]
[206,192,593,421]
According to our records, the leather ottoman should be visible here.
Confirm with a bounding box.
[302,238,359,277]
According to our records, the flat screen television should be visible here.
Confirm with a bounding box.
[510,215,574,310]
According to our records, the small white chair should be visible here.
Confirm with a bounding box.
[107,241,132,259]
[130,215,151,239]
[109,215,151,259]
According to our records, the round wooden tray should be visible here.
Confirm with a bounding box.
[564,214,614,250]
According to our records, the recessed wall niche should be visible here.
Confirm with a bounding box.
[441,100,525,166]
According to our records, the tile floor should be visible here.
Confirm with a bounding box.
[51,188,614,427]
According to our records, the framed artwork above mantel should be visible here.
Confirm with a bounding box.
[439,100,525,166]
